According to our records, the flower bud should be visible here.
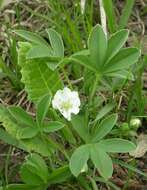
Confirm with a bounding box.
[130,118,141,130]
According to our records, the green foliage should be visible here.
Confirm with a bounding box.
[43,121,64,133]
[14,30,49,47]
[20,153,49,185]
[8,106,35,127]
[102,0,117,33]
[72,25,140,79]
[88,24,107,68]
[46,28,64,57]
[18,42,63,102]
[91,114,118,142]
[69,145,89,177]
[90,145,113,179]
[36,94,51,126]
[0,21,142,189]
[119,0,135,30]
[70,114,136,179]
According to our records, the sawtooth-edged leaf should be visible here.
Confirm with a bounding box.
[20,153,49,185]
[36,94,51,126]
[18,42,63,102]
[16,127,39,139]
[26,45,53,59]
[0,106,52,156]
[8,106,35,127]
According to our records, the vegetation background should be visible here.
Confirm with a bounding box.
[0,0,147,189]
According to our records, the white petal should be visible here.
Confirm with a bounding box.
[52,87,80,121]
[71,106,80,114]
[62,110,72,121]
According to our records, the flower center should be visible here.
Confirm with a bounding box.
[61,101,72,111]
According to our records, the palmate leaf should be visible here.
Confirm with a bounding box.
[20,153,49,185]
[18,42,63,102]
[0,106,52,156]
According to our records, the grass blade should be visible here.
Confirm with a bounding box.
[119,0,135,29]
[102,0,117,33]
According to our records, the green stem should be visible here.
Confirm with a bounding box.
[5,146,13,185]
[89,176,99,190]
[89,75,99,105]
[62,67,73,89]
[47,136,70,161]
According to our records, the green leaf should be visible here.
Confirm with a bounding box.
[91,114,118,142]
[36,94,51,126]
[26,45,53,59]
[43,121,64,133]
[71,114,90,143]
[72,49,90,56]
[0,128,19,147]
[46,28,64,57]
[18,42,63,102]
[102,0,117,33]
[70,55,96,72]
[104,48,140,73]
[16,127,38,139]
[98,138,136,153]
[4,184,44,190]
[21,135,52,156]
[0,106,53,156]
[14,30,49,47]
[88,24,107,68]
[8,106,35,127]
[106,70,134,80]
[69,145,90,177]
[20,153,49,185]
[48,165,72,184]
[93,103,115,123]
[90,145,113,179]
[106,29,129,63]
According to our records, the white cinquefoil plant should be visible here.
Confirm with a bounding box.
[0,24,141,189]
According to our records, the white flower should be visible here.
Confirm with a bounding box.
[52,87,80,121]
